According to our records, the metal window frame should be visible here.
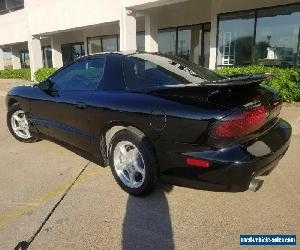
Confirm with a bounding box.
[42,45,52,68]
[86,23,211,65]
[216,2,300,68]
[136,31,145,51]
[101,34,119,52]
[157,22,211,65]
[19,50,29,68]
[86,34,119,55]
[87,36,102,55]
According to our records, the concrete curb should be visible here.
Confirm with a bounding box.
[0,79,33,96]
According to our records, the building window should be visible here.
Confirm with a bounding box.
[87,32,147,53]
[61,43,85,66]
[157,24,210,67]
[4,51,12,69]
[158,28,177,56]
[217,3,300,67]
[255,5,300,66]
[217,12,255,66]
[87,35,119,55]
[102,35,118,52]
[177,27,191,61]
[137,32,145,52]
[0,0,6,11]
[19,50,29,68]
[190,25,202,65]
[0,0,24,14]
[87,37,102,54]
[42,46,52,68]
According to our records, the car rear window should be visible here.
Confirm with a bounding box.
[123,53,224,90]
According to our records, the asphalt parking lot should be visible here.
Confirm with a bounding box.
[0,79,299,249]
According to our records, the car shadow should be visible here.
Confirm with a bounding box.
[37,134,175,249]
[122,184,174,250]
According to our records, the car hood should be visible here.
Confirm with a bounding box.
[7,84,35,97]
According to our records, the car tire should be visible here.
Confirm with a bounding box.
[7,104,39,143]
[109,128,158,196]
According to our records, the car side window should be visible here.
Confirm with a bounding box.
[50,58,105,91]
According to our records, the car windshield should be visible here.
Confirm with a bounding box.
[123,53,225,90]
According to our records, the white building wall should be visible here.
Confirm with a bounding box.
[147,0,211,29]
[51,37,63,69]
[11,47,22,69]
[26,0,121,36]
[145,13,158,52]
[120,9,137,51]
[0,0,299,71]
[0,9,28,45]
[28,37,43,80]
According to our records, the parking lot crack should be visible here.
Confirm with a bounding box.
[14,161,91,250]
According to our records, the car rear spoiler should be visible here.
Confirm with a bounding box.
[203,73,274,87]
[143,73,274,93]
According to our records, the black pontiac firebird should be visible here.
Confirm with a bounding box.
[6,52,291,196]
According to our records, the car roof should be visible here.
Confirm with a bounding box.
[75,51,138,61]
[75,51,167,61]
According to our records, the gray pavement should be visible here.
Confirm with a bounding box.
[0,79,299,250]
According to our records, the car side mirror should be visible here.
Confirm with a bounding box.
[38,80,53,91]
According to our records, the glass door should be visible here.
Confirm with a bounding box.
[42,46,53,68]
[61,43,85,66]
[189,23,210,67]
[19,50,30,68]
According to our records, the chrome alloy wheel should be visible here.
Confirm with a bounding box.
[11,110,31,139]
[113,141,145,188]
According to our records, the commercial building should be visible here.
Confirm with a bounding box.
[0,0,299,80]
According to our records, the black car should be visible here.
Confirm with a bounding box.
[6,52,291,196]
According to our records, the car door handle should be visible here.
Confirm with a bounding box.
[75,102,87,110]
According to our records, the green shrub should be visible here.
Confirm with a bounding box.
[216,66,300,103]
[0,69,31,81]
[34,68,58,82]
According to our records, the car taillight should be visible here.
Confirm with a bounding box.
[186,158,210,168]
[213,105,267,138]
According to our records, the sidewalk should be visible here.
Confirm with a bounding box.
[0,79,33,97]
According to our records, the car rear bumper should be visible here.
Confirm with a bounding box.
[157,118,291,192]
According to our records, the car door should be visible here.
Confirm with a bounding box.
[29,57,105,150]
